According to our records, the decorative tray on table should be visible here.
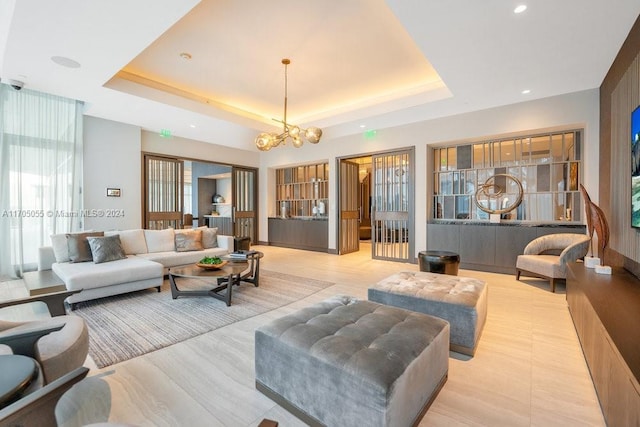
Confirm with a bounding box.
[196,257,227,270]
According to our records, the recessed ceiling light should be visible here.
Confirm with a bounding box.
[51,56,81,68]
[360,124,366,128]
[522,89,531,94]
[189,124,196,128]
[180,52,192,60]
[514,5,527,14]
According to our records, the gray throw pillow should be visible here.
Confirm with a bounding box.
[202,227,218,249]
[87,235,126,264]
[67,232,104,263]
[175,229,204,252]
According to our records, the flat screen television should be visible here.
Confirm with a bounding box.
[632,105,640,228]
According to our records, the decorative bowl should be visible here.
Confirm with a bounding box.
[196,260,227,270]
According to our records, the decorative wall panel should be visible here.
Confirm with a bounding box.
[610,51,640,262]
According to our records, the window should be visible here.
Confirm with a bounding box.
[0,87,83,278]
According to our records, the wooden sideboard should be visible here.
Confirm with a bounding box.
[427,222,585,274]
[566,262,640,426]
[268,218,328,252]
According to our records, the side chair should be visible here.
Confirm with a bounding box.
[0,293,89,385]
[515,233,590,292]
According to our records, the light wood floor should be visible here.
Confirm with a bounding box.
[6,244,606,426]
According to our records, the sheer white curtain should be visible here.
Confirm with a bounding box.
[0,86,83,279]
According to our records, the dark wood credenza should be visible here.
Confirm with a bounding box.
[268,218,328,252]
[566,262,640,426]
[427,222,585,274]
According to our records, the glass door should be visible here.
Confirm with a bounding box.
[232,166,257,243]
[372,149,414,262]
[144,155,183,229]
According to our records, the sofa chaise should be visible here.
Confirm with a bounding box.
[38,227,232,308]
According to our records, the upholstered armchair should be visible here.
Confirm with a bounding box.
[516,233,590,292]
[0,366,89,426]
[0,315,89,385]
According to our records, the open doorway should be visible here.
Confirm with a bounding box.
[337,148,415,263]
[143,154,258,243]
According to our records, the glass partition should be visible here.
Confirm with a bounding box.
[432,129,582,222]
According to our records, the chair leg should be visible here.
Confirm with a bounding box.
[516,269,521,281]
[550,278,556,293]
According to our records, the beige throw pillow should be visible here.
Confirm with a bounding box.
[200,227,219,249]
[175,229,203,252]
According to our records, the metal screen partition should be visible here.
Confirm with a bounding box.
[339,160,360,254]
[372,150,414,262]
[232,166,257,243]
[144,155,183,230]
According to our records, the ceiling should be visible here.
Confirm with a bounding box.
[1,0,639,151]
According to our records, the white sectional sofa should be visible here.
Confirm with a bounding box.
[38,227,232,308]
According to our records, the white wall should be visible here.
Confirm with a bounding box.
[259,89,600,254]
[141,131,260,168]
[83,116,142,230]
[82,120,261,232]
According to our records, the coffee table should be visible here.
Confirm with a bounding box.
[222,250,264,287]
[168,262,252,306]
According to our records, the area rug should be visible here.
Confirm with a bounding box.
[71,270,333,368]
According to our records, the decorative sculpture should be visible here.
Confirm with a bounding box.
[579,184,610,272]
[474,174,524,215]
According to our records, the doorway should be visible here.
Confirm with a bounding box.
[143,153,258,241]
[337,148,415,263]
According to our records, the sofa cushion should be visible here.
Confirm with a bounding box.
[53,256,163,291]
[87,235,127,264]
[516,254,562,278]
[51,230,93,263]
[198,226,219,249]
[137,247,227,268]
[104,229,147,255]
[174,229,204,252]
[67,232,104,263]
[143,229,175,253]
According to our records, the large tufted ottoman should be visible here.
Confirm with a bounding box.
[369,271,487,356]
[255,295,449,427]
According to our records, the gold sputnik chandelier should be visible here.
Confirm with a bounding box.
[255,59,322,151]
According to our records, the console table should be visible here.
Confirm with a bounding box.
[566,262,640,426]
[427,222,585,274]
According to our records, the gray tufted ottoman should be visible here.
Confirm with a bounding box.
[255,295,449,427]
[369,271,487,356]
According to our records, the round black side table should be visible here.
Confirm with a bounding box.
[418,251,460,276]
[0,354,40,409]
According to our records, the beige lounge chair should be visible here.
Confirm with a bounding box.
[516,233,590,292]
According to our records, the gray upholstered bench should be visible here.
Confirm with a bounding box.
[369,271,487,356]
[255,295,449,427]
